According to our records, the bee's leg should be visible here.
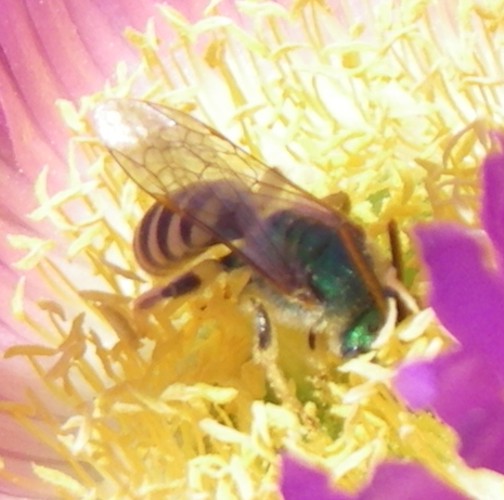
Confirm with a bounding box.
[307,314,326,350]
[387,220,403,284]
[252,300,272,350]
[134,253,243,310]
[387,220,409,321]
[308,329,317,350]
[134,272,202,309]
[250,299,316,426]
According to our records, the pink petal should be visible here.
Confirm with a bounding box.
[0,2,199,493]
[0,0,164,184]
[0,0,172,342]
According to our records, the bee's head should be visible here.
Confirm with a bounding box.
[340,307,383,358]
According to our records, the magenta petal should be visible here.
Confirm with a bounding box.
[281,456,350,500]
[482,134,504,263]
[395,352,504,474]
[281,457,465,500]
[359,463,466,500]
[432,352,504,474]
[393,362,437,410]
[414,224,504,377]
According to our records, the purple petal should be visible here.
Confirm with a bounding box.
[412,223,504,473]
[359,463,466,500]
[482,134,504,264]
[281,456,349,500]
[281,457,466,500]
[393,361,437,411]
[395,352,504,474]
[414,224,504,377]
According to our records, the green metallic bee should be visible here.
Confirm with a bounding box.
[93,99,390,357]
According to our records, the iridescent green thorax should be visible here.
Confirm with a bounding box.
[267,210,384,355]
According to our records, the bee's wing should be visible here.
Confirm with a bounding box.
[92,99,344,294]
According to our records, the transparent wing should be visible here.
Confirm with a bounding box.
[92,99,350,294]
[92,99,333,212]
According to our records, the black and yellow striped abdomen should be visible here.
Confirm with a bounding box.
[133,180,253,274]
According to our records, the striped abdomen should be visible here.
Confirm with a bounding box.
[133,180,252,274]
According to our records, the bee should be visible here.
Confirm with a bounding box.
[92,99,391,357]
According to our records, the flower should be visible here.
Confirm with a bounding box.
[2,0,504,498]
[397,135,504,476]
